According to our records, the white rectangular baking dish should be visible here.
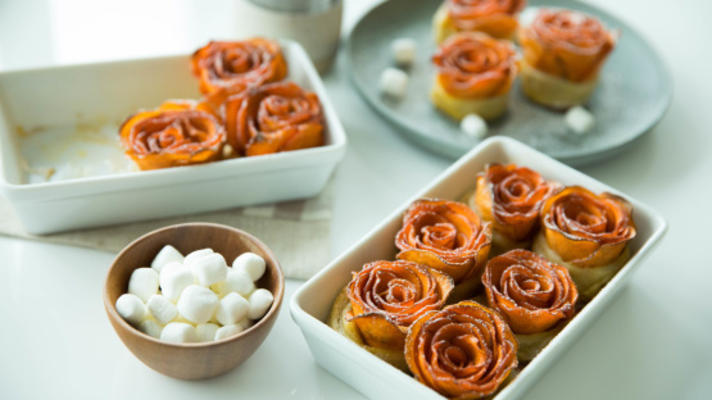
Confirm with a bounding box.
[290,136,666,400]
[0,40,346,234]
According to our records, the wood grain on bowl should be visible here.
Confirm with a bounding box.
[103,222,284,380]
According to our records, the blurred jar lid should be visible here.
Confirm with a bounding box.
[247,0,341,14]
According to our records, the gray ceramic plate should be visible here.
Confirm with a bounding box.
[346,0,672,165]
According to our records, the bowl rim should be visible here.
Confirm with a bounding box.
[103,222,285,348]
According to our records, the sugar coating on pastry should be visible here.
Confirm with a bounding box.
[565,106,595,135]
[391,38,416,67]
[379,68,409,99]
[460,114,488,139]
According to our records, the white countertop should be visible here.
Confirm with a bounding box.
[1,0,710,398]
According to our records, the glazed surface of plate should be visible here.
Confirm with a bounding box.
[347,0,671,165]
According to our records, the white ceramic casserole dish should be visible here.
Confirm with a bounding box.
[0,40,346,234]
[290,136,666,400]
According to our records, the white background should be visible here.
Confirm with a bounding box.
[1,0,710,398]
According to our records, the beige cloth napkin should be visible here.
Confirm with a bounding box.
[0,184,332,280]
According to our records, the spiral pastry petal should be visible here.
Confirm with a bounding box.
[519,9,616,82]
[539,186,635,268]
[483,249,577,335]
[471,164,561,248]
[405,301,518,399]
[119,100,225,170]
[191,38,287,103]
[346,260,455,351]
[222,81,324,156]
[396,199,491,284]
[434,0,526,42]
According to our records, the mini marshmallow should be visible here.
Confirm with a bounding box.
[115,293,147,325]
[214,324,245,341]
[159,261,194,301]
[160,322,195,343]
[233,252,266,282]
[247,288,274,320]
[151,245,184,272]
[392,38,416,67]
[188,252,228,287]
[128,267,159,303]
[215,293,250,326]
[138,319,163,339]
[147,294,178,325]
[379,68,409,99]
[565,106,595,135]
[177,285,219,324]
[195,323,219,342]
[460,114,488,139]
[184,248,213,265]
[216,268,256,297]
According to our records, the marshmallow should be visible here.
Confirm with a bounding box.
[151,245,184,272]
[147,294,178,325]
[248,288,274,320]
[565,106,595,135]
[138,319,163,339]
[159,261,194,301]
[215,292,250,326]
[460,114,488,139]
[128,267,159,303]
[160,322,195,344]
[195,323,219,342]
[115,293,147,325]
[184,248,213,264]
[177,285,219,324]
[379,68,409,99]
[214,324,245,341]
[392,38,416,67]
[213,267,255,298]
[233,252,266,282]
[188,252,228,287]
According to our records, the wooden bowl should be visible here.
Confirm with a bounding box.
[103,222,285,380]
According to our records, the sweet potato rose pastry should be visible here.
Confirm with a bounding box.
[405,300,518,399]
[518,9,617,109]
[469,163,561,254]
[328,260,454,371]
[221,81,325,156]
[533,186,636,299]
[396,199,491,300]
[191,38,287,104]
[119,100,226,170]
[483,249,578,360]
[433,0,526,43]
[431,33,518,121]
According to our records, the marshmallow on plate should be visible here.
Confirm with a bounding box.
[151,245,184,272]
[187,252,228,287]
[392,38,416,67]
[460,114,488,139]
[147,294,178,325]
[177,285,219,324]
[115,293,146,325]
[159,261,194,301]
[565,106,595,135]
[379,68,409,99]
[233,252,266,282]
[215,292,250,326]
[160,322,195,343]
[128,268,159,302]
[248,288,274,320]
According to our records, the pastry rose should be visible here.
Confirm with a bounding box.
[119,100,225,170]
[405,301,518,399]
[431,33,518,120]
[470,163,560,252]
[517,9,617,108]
[433,0,526,43]
[396,199,491,286]
[328,260,454,371]
[221,81,325,156]
[534,186,636,298]
[483,249,577,360]
[191,38,287,103]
